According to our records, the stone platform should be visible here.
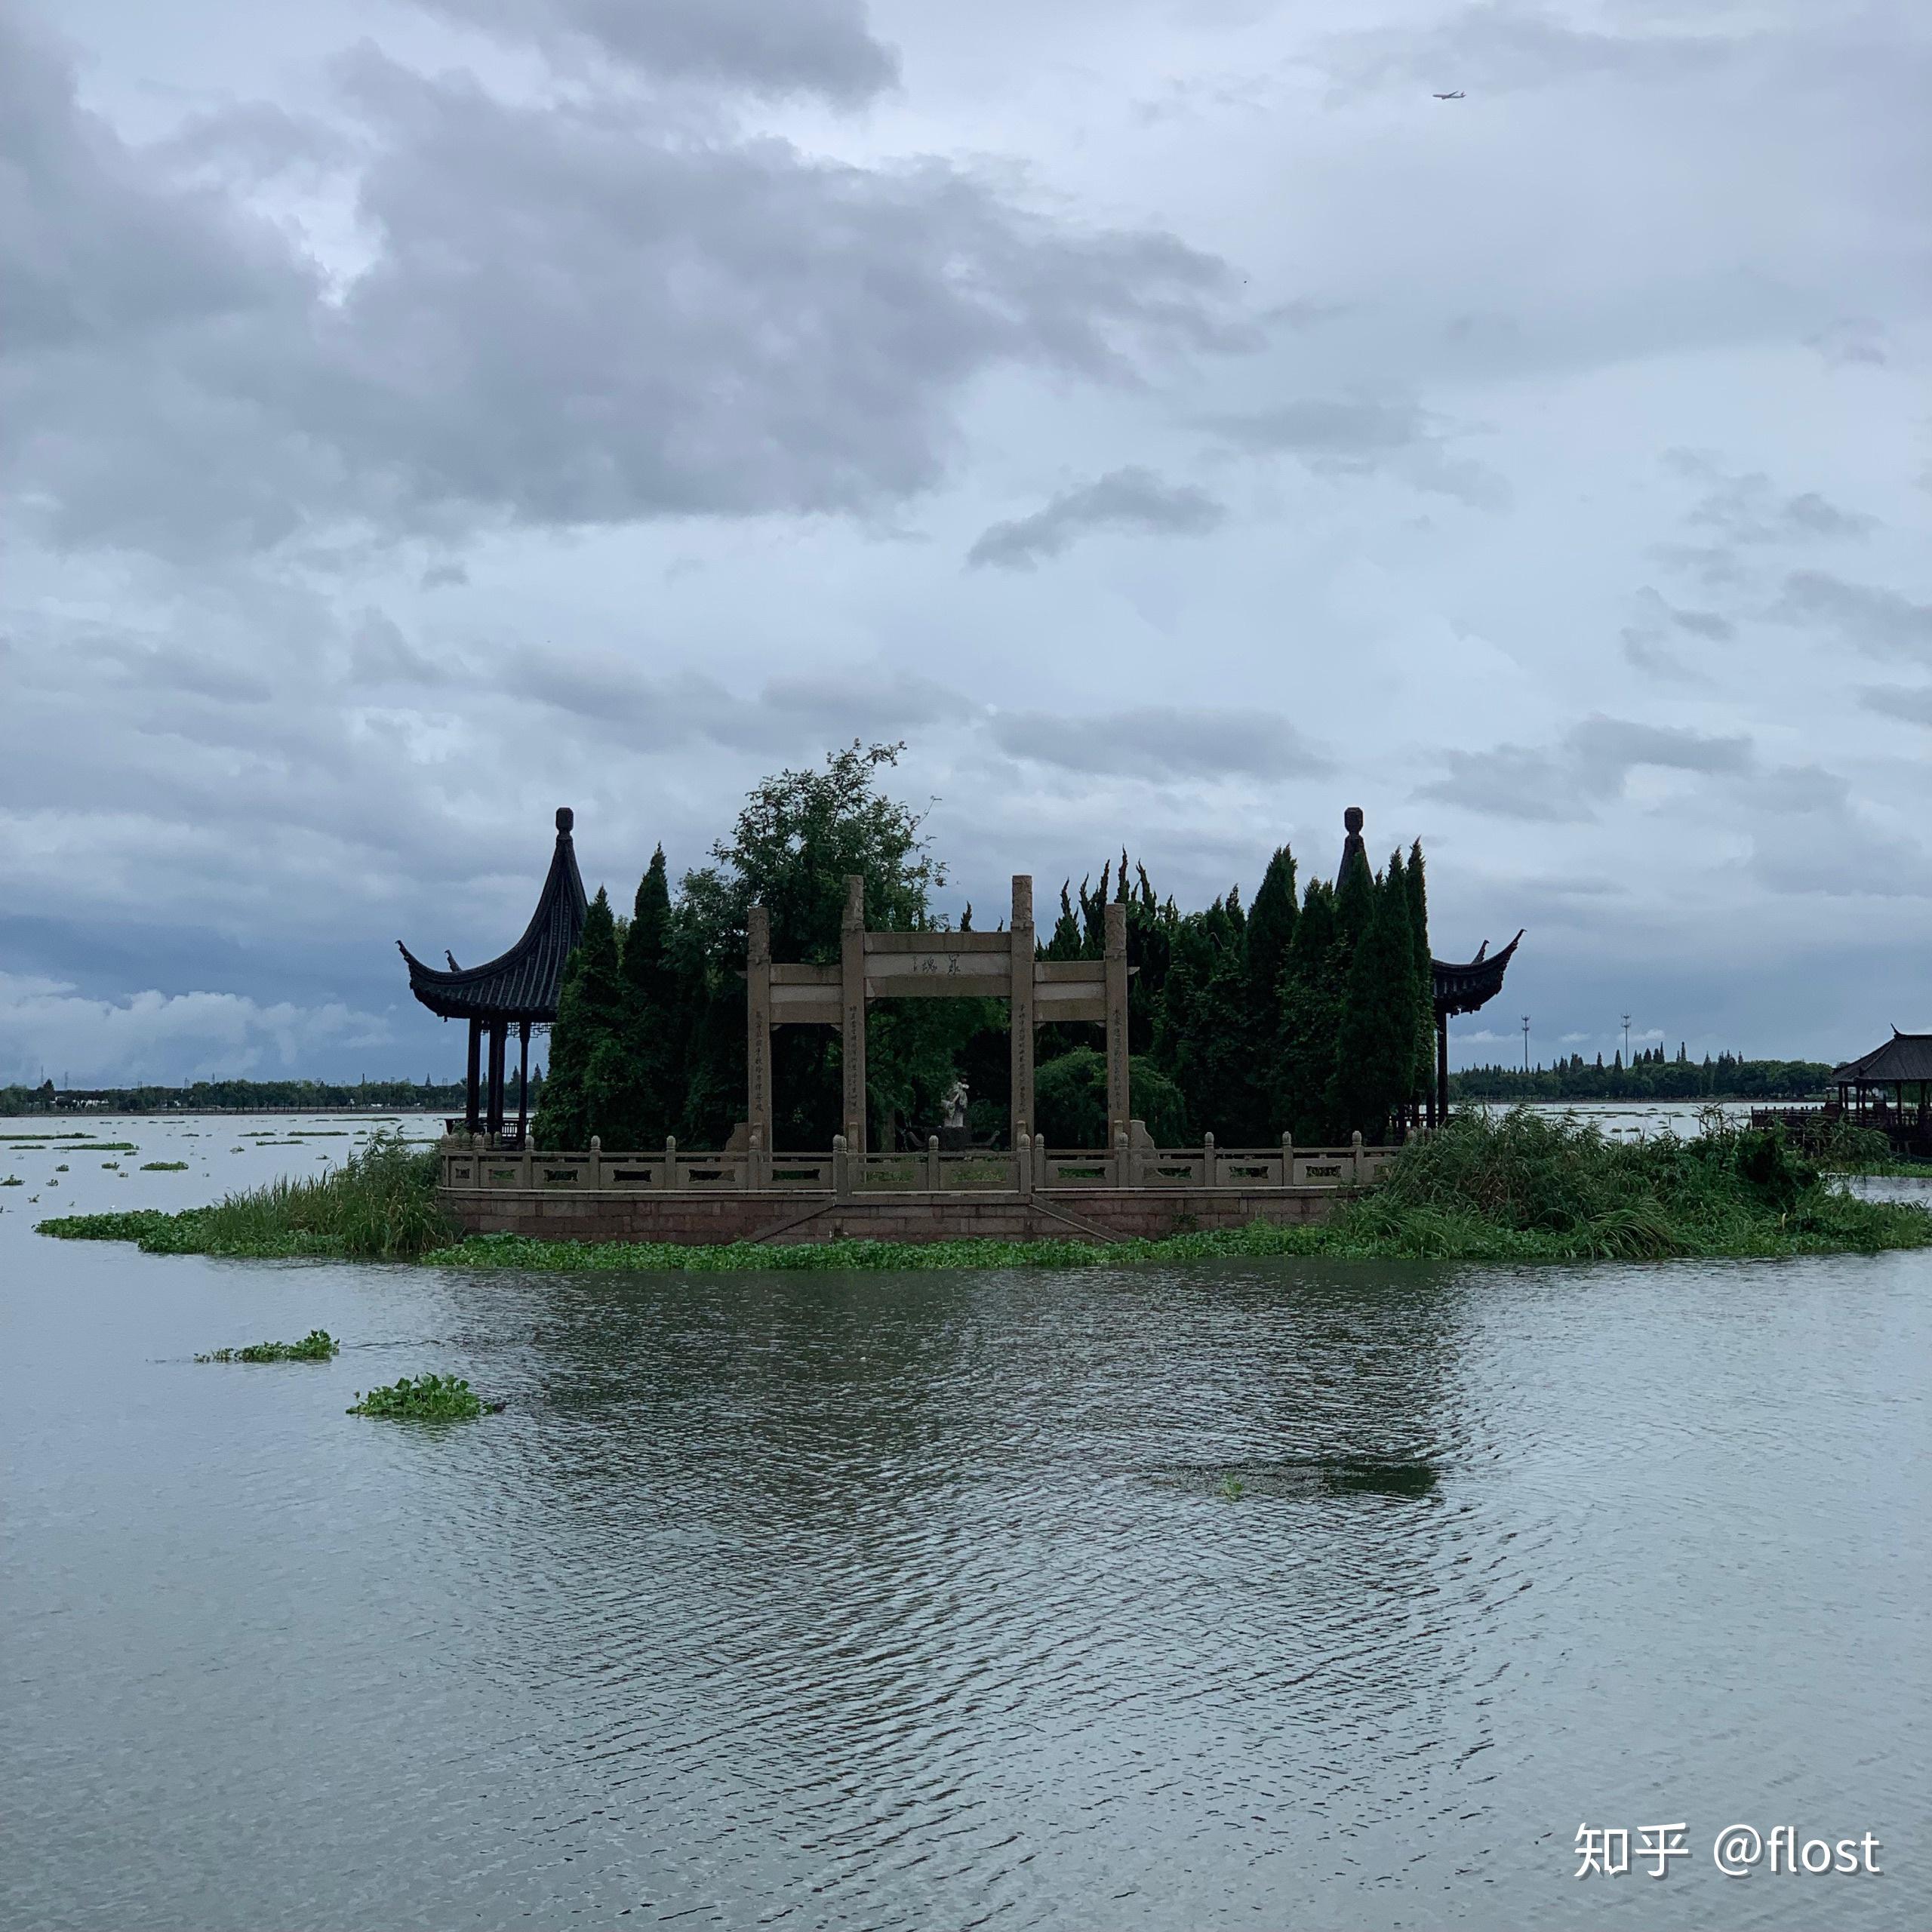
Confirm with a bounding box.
[441,1183,1343,1248]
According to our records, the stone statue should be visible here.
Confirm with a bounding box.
[943,1080,970,1131]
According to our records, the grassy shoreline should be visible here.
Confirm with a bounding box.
[32,1113,1932,1271]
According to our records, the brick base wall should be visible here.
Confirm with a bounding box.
[441,1185,1342,1247]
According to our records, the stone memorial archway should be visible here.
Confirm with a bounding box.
[746,875,1129,1155]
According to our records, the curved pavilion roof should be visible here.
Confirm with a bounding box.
[1826,1030,1932,1086]
[398,808,587,1023]
[1432,931,1524,1020]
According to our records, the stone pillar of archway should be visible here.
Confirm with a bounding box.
[746,903,772,1156]
[1104,901,1130,1143]
[1009,875,1035,1148]
[841,875,867,1154]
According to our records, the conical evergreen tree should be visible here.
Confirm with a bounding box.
[1404,838,1433,1113]
[533,886,623,1150]
[1277,879,1341,1141]
[1331,854,1422,1143]
[1334,835,1376,953]
[1245,845,1298,1133]
[598,847,687,1148]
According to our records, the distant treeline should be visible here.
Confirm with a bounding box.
[0,1077,475,1117]
[1448,1048,1832,1103]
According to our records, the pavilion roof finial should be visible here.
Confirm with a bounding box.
[556,806,574,835]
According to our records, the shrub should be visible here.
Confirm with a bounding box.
[347,1374,494,1420]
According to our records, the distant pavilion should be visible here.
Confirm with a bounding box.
[398,808,586,1143]
[1826,1029,1932,1135]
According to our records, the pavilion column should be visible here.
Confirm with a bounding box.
[746,904,773,1160]
[1009,875,1035,1149]
[1436,1013,1450,1128]
[515,1022,531,1145]
[465,1018,483,1134]
[486,1021,506,1137]
[840,875,867,1156]
[1104,901,1130,1146]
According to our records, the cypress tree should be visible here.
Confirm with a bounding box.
[598,847,685,1148]
[534,887,623,1150]
[1277,879,1340,1142]
[1404,839,1433,1114]
[1334,835,1376,954]
[1331,854,1421,1143]
[1246,845,1298,1133]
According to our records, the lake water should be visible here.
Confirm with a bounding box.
[4,1115,1928,1927]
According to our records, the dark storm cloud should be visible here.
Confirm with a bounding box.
[1420,715,1755,821]
[987,707,1330,782]
[1204,398,1509,508]
[414,0,898,103]
[1770,571,1932,661]
[0,20,1244,560]
[966,466,1226,570]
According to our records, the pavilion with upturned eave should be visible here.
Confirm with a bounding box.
[398,807,586,1144]
[1826,1029,1932,1144]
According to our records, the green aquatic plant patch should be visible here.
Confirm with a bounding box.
[36,1131,451,1261]
[347,1374,495,1419]
[141,1161,189,1171]
[197,1329,340,1363]
[34,1109,1932,1272]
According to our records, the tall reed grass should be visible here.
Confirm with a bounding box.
[40,1131,451,1260]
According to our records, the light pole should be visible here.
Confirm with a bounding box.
[1622,1014,1631,1066]
[1521,1015,1531,1075]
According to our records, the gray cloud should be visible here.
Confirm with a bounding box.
[1307,3,1740,98]
[1805,316,1888,368]
[1858,684,1932,727]
[1771,571,1932,660]
[1621,585,1737,678]
[1205,397,1509,508]
[414,0,899,103]
[1,22,1245,560]
[1665,451,1878,546]
[1421,715,1755,820]
[967,466,1226,569]
[987,706,1330,782]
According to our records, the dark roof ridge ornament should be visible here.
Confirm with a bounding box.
[398,806,589,1023]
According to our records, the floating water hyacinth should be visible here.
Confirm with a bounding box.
[197,1330,340,1364]
[347,1374,499,1420]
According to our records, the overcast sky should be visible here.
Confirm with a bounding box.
[4,0,1929,1087]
